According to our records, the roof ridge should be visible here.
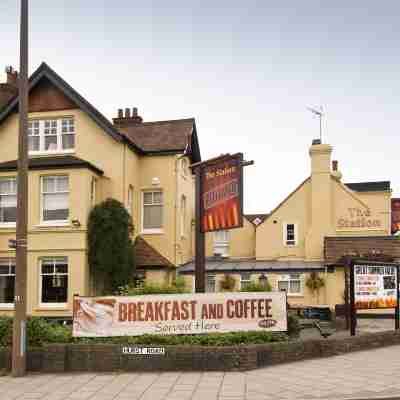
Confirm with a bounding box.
[141,118,195,126]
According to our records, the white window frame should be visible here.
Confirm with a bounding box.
[40,175,70,226]
[283,222,298,247]
[0,258,15,308]
[239,272,252,290]
[180,158,188,179]
[127,185,134,215]
[213,230,230,257]
[0,177,17,228]
[28,118,75,155]
[141,190,163,234]
[277,274,303,296]
[180,195,186,238]
[38,257,69,309]
[206,273,216,293]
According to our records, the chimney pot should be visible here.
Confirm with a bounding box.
[125,108,130,118]
[332,160,338,171]
[312,139,321,145]
[5,66,18,87]
[118,109,123,118]
[132,107,138,117]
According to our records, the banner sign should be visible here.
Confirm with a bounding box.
[73,292,287,337]
[354,264,398,309]
[392,199,400,235]
[201,154,243,232]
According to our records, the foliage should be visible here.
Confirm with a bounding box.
[305,272,325,293]
[118,277,188,296]
[219,274,236,291]
[0,317,72,348]
[287,313,301,338]
[240,281,272,292]
[88,198,135,293]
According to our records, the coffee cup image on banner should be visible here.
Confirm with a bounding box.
[74,298,116,335]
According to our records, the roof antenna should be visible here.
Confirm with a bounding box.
[307,105,324,143]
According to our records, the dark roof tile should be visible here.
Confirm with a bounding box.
[134,236,174,268]
[345,181,390,192]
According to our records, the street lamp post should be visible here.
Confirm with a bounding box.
[12,0,29,377]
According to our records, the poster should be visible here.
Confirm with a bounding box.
[354,264,398,309]
[73,292,287,337]
[391,199,400,235]
[201,154,243,233]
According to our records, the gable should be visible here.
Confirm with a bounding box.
[29,77,78,112]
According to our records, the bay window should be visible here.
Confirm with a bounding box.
[0,178,17,225]
[28,118,75,153]
[142,190,163,232]
[0,258,15,307]
[41,176,69,223]
[40,258,68,307]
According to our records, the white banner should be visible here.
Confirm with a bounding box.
[73,292,287,337]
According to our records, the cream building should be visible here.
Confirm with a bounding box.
[0,63,200,317]
[179,140,397,310]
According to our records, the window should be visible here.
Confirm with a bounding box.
[90,178,97,207]
[206,273,216,293]
[284,223,297,246]
[41,176,69,224]
[180,195,186,238]
[142,190,163,232]
[127,186,134,215]
[180,158,188,178]
[28,118,75,153]
[214,230,230,257]
[0,259,15,307]
[40,258,68,307]
[278,274,302,295]
[0,178,17,225]
[240,272,252,290]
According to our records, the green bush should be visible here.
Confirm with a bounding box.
[118,277,188,296]
[240,281,272,292]
[287,313,301,338]
[219,274,237,291]
[0,317,72,348]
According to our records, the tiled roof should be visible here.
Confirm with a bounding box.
[0,155,103,175]
[118,119,201,162]
[177,259,325,274]
[324,236,400,264]
[134,236,174,268]
[345,181,391,192]
[244,214,269,226]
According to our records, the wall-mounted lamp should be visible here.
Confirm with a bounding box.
[259,273,268,288]
[72,219,81,228]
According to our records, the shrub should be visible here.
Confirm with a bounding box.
[219,274,236,291]
[305,272,325,292]
[0,317,72,348]
[88,198,135,293]
[287,313,301,338]
[240,281,272,292]
[118,278,189,296]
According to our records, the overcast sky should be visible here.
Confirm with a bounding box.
[1,1,399,213]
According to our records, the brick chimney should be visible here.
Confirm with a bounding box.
[113,107,143,127]
[0,66,19,110]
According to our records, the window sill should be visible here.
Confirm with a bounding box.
[0,223,16,229]
[141,229,164,235]
[287,294,304,297]
[37,304,68,310]
[29,150,75,157]
[0,304,14,310]
[36,222,71,228]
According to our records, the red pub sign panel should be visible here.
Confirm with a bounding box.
[201,154,243,233]
[392,198,400,235]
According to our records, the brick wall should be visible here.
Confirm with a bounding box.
[2,330,400,372]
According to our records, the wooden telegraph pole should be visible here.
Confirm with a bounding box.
[12,0,29,377]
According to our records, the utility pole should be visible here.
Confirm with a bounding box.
[12,0,29,377]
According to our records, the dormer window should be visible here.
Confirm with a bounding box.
[28,118,75,154]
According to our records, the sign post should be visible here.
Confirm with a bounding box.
[191,153,253,293]
[350,260,400,336]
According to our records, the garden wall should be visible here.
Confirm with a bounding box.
[1,330,400,372]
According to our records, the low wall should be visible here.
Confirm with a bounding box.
[1,330,400,372]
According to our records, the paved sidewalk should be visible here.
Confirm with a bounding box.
[1,345,400,400]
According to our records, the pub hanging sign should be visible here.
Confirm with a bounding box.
[201,153,243,233]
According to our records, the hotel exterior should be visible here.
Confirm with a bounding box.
[0,63,399,318]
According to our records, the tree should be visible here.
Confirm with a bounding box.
[305,272,325,304]
[88,198,135,293]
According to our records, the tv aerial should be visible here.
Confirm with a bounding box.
[307,105,324,142]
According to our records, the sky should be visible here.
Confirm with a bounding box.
[1,1,400,213]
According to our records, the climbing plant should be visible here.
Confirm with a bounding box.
[88,198,135,293]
